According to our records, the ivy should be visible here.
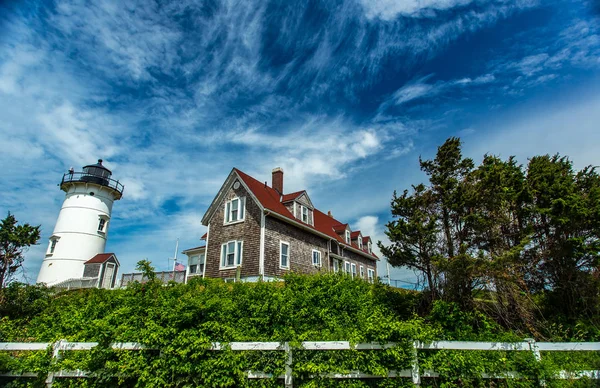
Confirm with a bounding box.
[0,275,598,387]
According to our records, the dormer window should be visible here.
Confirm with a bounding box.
[345,230,351,244]
[368,241,372,254]
[358,238,363,250]
[297,204,313,225]
[224,197,246,224]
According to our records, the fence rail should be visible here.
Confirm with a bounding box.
[1,340,599,387]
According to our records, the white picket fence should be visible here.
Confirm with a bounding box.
[1,340,599,387]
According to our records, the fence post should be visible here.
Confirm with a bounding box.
[284,342,293,388]
[526,338,545,386]
[412,341,421,386]
[45,339,64,388]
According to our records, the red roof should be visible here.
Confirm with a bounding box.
[281,191,305,202]
[235,168,377,260]
[332,223,349,233]
[350,231,362,239]
[201,233,207,239]
[85,253,117,264]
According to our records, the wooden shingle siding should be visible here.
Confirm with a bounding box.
[205,181,262,279]
[337,248,377,280]
[83,263,101,278]
[264,216,328,278]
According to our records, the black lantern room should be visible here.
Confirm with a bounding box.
[60,159,124,199]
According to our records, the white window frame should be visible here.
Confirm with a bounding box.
[49,240,57,254]
[312,249,322,267]
[368,241,372,254]
[224,197,246,224]
[360,265,364,278]
[351,263,357,279]
[344,261,351,274]
[220,240,243,269]
[358,237,363,250]
[98,218,107,233]
[368,268,375,283]
[345,230,351,244]
[47,236,60,256]
[280,241,290,269]
[301,205,308,223]
[332,259,341,273]
[199,253,205,274]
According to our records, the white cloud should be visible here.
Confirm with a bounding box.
[466,91,600,171]
[352,215,419,286]
[382,71,496,109]
[393,81,436,105]
[359,0,475,20]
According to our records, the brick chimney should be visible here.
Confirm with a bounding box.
[272,167,284,194]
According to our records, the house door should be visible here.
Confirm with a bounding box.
[102,263,115,289]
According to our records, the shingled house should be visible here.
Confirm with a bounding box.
[183,168,378,282]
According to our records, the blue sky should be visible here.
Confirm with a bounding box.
[1,0,599,286]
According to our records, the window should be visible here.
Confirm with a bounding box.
[224,278,236,283]
[312,250,321,267]
[360,265,364,278]
[345,230,351,244]
[98,218,106,232]
[332,259,341,273]
[368,241,372,254]
[368,269,375,283]
[358,238,363,250]
[220,240,243,269]
[302,206,308,223]
[280,241,290,269]
[224,197,246,224]
[199,254,205,274]
[344,261,351,274]
[49,239,57,254]
[351,263,357,279]
[189,253,205,274]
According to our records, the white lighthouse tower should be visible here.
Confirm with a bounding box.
[37,160,124,286]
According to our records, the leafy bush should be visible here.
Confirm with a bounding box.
[0,274,597,387]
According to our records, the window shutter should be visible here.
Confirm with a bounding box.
[240,197,245,220]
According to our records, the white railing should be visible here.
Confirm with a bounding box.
[119,270,186,287]
[52,277,99,290]
[1,340,599,387]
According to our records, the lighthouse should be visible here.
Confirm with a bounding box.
[37,160,124,286]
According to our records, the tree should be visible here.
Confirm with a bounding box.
[419,137,476,308]
[0,213,40,288]
[135,259,156,282]
[379,184,440,301]
[382,137,600,332]
[525,155,600,320]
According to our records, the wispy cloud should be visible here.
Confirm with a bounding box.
[358,0,475,19]
[1,0,597,283]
